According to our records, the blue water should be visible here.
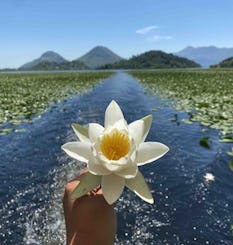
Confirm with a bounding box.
[0,72,232,244]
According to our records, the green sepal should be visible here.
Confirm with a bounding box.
[71,172,101,200]
[71,123,89,142]
[141,114,152,141]
[125,171,154,204]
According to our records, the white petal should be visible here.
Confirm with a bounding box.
[88,123,104,142]
[126,171,154,204]
[104,100,124,128]
[128,115,152,145]
[71,172,101,200]
[128,119,144,145]
[101,174,125,204]
[88,160,111,175]
[98,154,130,172]
[61,142,92,163]
[112,119,128,131]
[100,159,125,172]
[115,161,138,179]
[136,142,169,166]
[72,123,90,142]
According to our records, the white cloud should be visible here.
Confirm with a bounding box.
[136,25,159,35]
[147,35,173,41]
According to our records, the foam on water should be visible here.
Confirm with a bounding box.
[23,156,85,244]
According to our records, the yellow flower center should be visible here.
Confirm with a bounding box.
[100,129,130,160]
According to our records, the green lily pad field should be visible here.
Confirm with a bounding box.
[130,69,233,137]
[0,72,113,134]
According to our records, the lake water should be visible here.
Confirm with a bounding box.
[0,72,232,244]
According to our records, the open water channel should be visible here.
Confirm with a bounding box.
[0,72,232,244]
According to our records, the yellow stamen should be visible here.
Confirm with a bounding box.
[100,129,130,160]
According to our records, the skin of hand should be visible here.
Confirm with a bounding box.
[63,169,117,245]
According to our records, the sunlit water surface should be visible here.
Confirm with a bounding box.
[0,72,232,244]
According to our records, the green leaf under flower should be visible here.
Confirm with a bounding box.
[126,171,154,204]
[72,123,89,142]
[71,172,101,200]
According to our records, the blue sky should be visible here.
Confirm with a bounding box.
[1,0,233,68]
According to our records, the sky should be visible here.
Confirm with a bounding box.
[1,0,233,68]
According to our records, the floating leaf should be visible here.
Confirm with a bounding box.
[219,136,233,143]
[151,108,160,112]
[201,128,209,132]
[169,117,177,122]
[0,72,113,135]
[229,161,233,171]
[0,128,13,135]
[227,150,233,157]
[130,70,233,137]
[14,129,27,133]
[182,119,193,124]
[199,136,210,149]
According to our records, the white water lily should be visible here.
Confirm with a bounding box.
[62,100,169,204]
[204,172,215,182]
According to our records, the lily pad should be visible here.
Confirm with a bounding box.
[199,136,211,149]
[0,128,13,135]
[227,150,233,157]
[0,72,113,135]
[130,69,233,137]
[229,160,233,171]
[182,119,193,124]
[14,129,27,133]
[219,136,233,143]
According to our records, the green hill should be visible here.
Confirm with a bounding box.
[77,46,124,69]
[18,47,123,70]
[211,56,233,68]
[101,50,201,69]
[21,60,89,71]
[19,51,68,70]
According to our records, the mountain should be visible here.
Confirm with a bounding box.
[19,51,68,70]
[76,46,124,69]
[210,56,233,68]
[22,60,89,71]
[101,50,200,69]
[19,51,89,70]
[175,46,233,67]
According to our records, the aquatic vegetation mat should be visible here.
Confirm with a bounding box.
[0,72,113,134]
[130,69,233,137]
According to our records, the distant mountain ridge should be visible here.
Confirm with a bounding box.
[19,46,124,70]
[22,60,89,71]
[9,45,233,70]
[211,56,233,68]
[20,51,68,70]
[175,46,233,67]
[76,46,124,69]
[101,50,200,69]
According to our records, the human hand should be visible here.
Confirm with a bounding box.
[63,169,117,245]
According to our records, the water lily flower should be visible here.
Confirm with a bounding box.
[204,172,215,182]
[62,100,169,204]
